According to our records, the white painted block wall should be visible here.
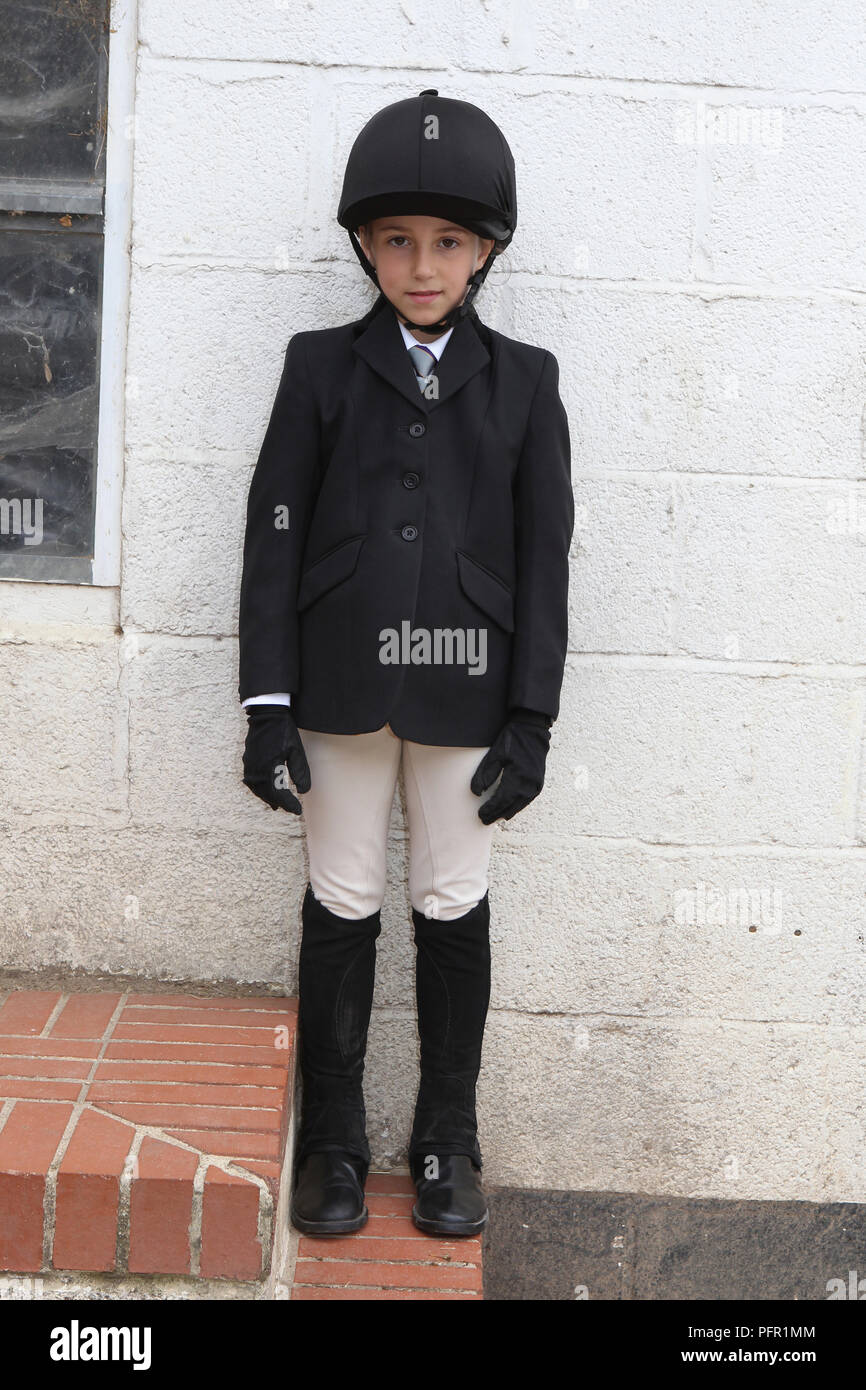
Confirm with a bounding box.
[2,0,866,1198]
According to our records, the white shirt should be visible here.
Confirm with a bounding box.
[243,318,454,709]
[397,319,454,357]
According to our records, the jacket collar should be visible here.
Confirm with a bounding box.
[352,298,490,413]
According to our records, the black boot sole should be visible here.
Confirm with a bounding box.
[290,1202,369,1236]
[410,1204,488,1237]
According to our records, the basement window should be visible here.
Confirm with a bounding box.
[0,0,127,585]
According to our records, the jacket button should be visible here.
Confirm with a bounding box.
[403,472,420,489]
[401,525,418,542]
[409,421,426,438]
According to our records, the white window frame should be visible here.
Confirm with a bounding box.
[92,0,138,586]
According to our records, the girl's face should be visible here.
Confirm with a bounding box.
[357,216,495,337]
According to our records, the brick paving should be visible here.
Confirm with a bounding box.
[0,990,485,1297]
[291,1173,484,1300]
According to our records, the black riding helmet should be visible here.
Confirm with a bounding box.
[337,90,517,333]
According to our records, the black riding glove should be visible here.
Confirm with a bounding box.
[242,703,311,814]
[470,707,553,825]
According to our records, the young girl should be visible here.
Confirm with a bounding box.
[237,91,574,1238]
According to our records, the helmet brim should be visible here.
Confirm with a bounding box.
[338,189,514,247]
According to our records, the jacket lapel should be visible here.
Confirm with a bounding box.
[352,300,490,414]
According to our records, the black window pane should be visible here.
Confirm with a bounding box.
[0,447,94,555]
[0,1,109,187]
[0,227,101,560]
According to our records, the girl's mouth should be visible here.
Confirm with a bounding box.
[407,291,441,300]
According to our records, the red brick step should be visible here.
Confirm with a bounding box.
[0,989,297,1281]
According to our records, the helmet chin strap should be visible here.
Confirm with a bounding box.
[347,230,498,333]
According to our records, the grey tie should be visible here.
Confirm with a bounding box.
[408,343,437,390]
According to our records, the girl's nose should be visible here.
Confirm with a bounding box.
[412,247,435,279]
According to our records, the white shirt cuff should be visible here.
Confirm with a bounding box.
[242,693,292,707]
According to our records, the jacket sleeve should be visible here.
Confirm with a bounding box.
[506,349,574,722]
[237,335,321,703]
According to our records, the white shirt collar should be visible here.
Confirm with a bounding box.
[398,318,454,359]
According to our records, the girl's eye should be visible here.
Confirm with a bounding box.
[388,236,409,247]
[440,238,459,249]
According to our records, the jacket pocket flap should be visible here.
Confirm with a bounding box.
[297,534,366,613]
[455,549,515,633]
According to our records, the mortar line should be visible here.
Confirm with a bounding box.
[0,1098,16,1141]
[0,1053,289,1070]
[41,992,130,1269]
[34,630,866,678]
[189,1154,208,1277]
[133,52,866,103]
[127,252,866,304]
[39,995,69,1038]
[0,1068,288,1085]
[115,1127,146,1274]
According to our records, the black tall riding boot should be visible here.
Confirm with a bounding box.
[293,882,381,1185]
[408,891,492,1172]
